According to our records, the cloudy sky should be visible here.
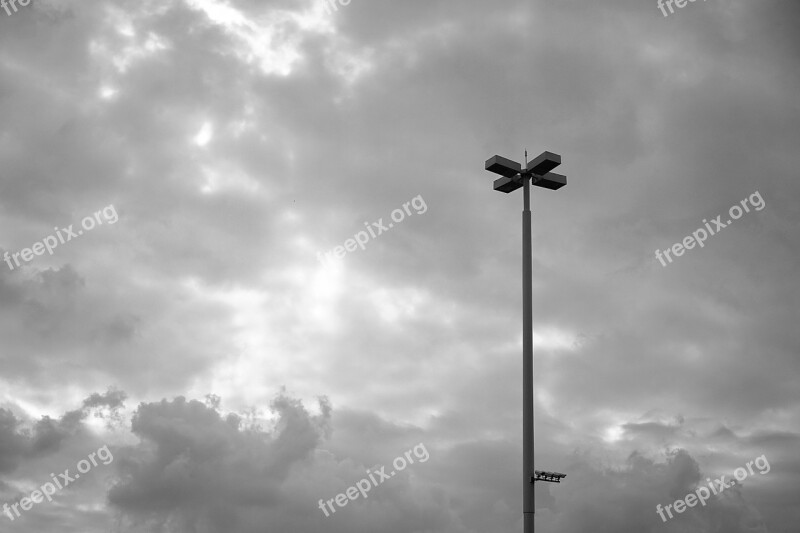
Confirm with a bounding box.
[1,0,799,531]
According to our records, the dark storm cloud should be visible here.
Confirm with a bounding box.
[106,393,458,533]
[0,388,128,468]
[107,394,328,526]
[0,391,125,532]
[533,449,771,533]
[101,391,568,533]
[0,409,27,474]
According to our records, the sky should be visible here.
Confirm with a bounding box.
[0,0,799,532]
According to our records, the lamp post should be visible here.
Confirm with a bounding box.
[485,150,567,533]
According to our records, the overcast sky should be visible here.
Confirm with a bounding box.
[1,0,799,532]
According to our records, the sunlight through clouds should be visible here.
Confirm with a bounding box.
[89,28,170,75]
[603,425,624,443]
[197,163,263,195]
[368,287,428,324]
[193,122,213,147]
[98,86,118,99]
[185,0,307,76]
[534,326,578,352]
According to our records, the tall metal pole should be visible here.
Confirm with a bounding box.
[485,150,567,533]
[522,174,534,533]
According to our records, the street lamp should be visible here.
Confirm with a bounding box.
[485,150,567,533]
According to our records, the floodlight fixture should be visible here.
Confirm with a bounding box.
[485,155,523,178]
[526,151,561,175]
[487,151,567,194]
[531,171,567,190]
[532,470,567,483]
[493,176,523,193]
